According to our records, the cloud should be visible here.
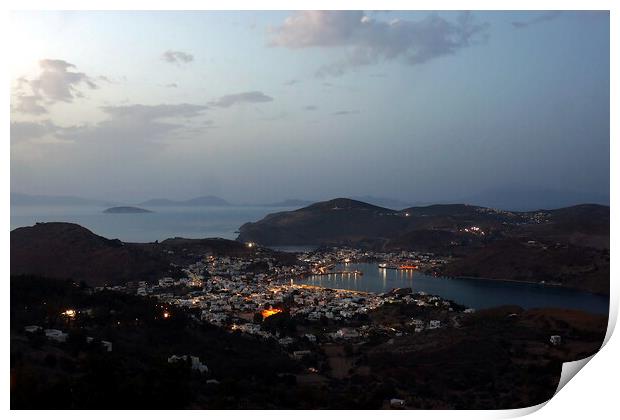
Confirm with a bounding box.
[11,103,211,194]
[162,50,194,64]
[332,110,359,116]
[284,79,301,86]
[100,103,208,120]
[12,95,47,115]
[304,105,318,111]
[165,83,179,88]
[12,59,99,114]
[269,11,488,76]
[12,103,209,149]
[261,112,289,122]
[210,91,274,108]
[10,120,60,143]
[30,59,97,102]
[76,104,210,144]
[512,11,562,29]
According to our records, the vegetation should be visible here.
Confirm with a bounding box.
[11,276,607,409]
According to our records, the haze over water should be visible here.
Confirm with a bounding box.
[10,205,295,242]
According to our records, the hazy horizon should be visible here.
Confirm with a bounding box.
[10,11,610,205]
[10,187,610,212]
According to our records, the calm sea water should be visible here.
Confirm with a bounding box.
[10,205,295,243]
[296,263,609,315]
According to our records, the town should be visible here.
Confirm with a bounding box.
[90,246,469,358]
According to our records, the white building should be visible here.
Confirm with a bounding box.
[335,328,360,339]
[390,398,406,408]
[428,320,441,330]
[24,325,42,333]
[44,329,67,342]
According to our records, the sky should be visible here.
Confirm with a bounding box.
[9,10,610,204]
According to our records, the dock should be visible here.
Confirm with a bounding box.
[311,271,364,277]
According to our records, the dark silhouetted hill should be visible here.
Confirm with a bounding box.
[237,198,609,293]
[237,198,407,246]
[10,223,252,286]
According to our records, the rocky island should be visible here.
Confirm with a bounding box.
[103,206,153,214]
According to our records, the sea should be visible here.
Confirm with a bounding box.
[10,205,609,315]
[10,204,295,243]
[296,263,609,315]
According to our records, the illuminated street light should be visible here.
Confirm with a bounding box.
[62,309,76,318]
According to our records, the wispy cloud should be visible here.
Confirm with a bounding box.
[512,11,563,29]
[210,91,274,108]
[332,110,360,116]
[161,50,194,64]
[304,105,318,111]
[12,94,47,115]
[269,11,488,77]
[11,103,209,148]
[284,79,301,86]
[12,59,99,114]
[10,120,60,143]
[100,103,208,121]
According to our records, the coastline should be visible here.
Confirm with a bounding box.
[431,272,610,297]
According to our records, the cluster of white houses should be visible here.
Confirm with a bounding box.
[125,250,470,346]
[23,325,113,351]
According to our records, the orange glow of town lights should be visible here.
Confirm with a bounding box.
[163,311,171,319]
[62,309,76,318]
[261,308,283,318]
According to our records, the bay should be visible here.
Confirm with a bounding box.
[296,263,609,315]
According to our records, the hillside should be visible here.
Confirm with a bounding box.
[10,223,255,286]
[437,239,610,294]
[238,199,609,248]
[237,198,409,246]
[237,199,609,293]
[238,200,518,246]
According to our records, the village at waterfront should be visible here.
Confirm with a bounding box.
[14,230,591,409]
[94,246,470,350]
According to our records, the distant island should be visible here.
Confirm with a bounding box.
[103,206,153,214]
